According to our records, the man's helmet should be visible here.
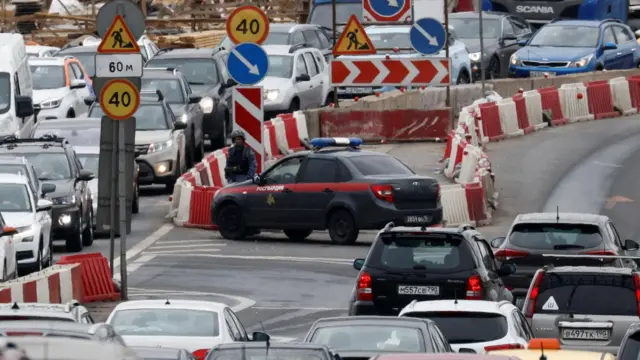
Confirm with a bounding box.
[230,129,246,140]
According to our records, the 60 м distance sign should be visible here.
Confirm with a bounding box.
[96,54,143,78]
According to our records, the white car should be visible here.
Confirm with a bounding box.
[0,173,54,274]
[106,300,262,360]
[26,45,60,58]
[29,57,92,120]
[0,212,17,281]
[0,300,93,322]
[399,299,532,354]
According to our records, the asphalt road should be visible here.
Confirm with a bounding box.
[86,115,640,341]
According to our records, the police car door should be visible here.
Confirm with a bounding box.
[290,157,339,227]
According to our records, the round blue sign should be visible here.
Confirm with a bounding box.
[369,0,406,17]
[227,43,270,85]
[410,17,447,55]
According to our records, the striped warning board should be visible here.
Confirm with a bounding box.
[232,86,265,173]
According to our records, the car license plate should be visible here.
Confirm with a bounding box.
[398,285,439,295]
[562,329,609,340]
[405,215,430,224]
[530,71,556,77]
[343,87,373,94]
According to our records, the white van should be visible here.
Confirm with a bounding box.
[0,34,36,138]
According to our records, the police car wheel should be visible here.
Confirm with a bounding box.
[327,210,359,245]
[218,204,248,240]
[283,229,312,242]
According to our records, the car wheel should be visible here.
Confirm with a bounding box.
[82,211,94,247]
[66,220,83,252]
[132,183,139,214]
[211,117,226,150]
[327,209,359,245]
[488,56,501,79]
[289,98,300,112]
[217,204,248,240]
[166,155,180,193]
[283,229,312,241]
[456,71,471,85]
[36,243,43,272]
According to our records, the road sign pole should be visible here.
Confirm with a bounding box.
[332,0,339,108]
[478,0,486,94]
[443,3,451,119]
[118,120,127,301]
[109,120,118,277]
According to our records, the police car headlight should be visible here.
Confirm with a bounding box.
[148,139,173,153]
[264,89,279,101]
[199,97,214,114]
[510,54,521,66]
[53,195,76,205]
[40,98,62,109]
[571,54,594,68]
[469,52,481,62]
[179,113,188,123]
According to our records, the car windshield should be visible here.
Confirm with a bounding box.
[264,32,291,45]
[33,127,100,146]
[61,53,95,76]
[9,153,72,180]
[267,55,294,78]
[0,73,11,114]
[449,18,501,39]
[367,31,412,50]
[535,272,636,316]
[89,104,169,130]
[30,65,65,90]
[372,233,475,273]
[0,183,31,212]
[141,79,185,104]
[77,154,98,175]
[529,25,600,47]
[109,309,219,337]
[509,223,603,250]
[145,59,219,86]
[0,164,28,178]
[309,325,424,352]
[309,3,362,30]
[402,311,508,344]
[347,155,414,176]
[211,348,327,360]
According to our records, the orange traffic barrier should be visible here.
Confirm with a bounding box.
[185,186,219,230]
[56,253,120,302]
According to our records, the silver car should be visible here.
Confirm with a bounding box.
[523,264,640,354]
[3,336,140,360]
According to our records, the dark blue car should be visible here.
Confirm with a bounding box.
[509,19,640,78]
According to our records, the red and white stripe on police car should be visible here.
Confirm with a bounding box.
[232,86,265,173]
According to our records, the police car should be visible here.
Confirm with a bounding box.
[211,138,443,244]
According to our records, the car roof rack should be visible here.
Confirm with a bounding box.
[457,224,475,232]
[0,134,68,147]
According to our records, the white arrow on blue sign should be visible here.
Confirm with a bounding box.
[410,17,447,55]
[227,43,270,85]
[368,0,407,18]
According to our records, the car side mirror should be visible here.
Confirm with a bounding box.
[458,348,476,354]
[84,96,96,106]
[77,169,94,182]
[70,79,86,90]
[517,39,528,47]
[15,95,34,118]
[296,74,311,82]
[36,199,53,212]
[498,262,516,276]
[252,331,270,342]
[41,183,56,196]
[252,175,261,185]
[188,95,202,104]
[603,41,617,50]
[1,226,17,237]
[353,258,365,270]
[491,237,506,248]
[227,78,237,87]
[624,239,640,251]
[174,120,187,130]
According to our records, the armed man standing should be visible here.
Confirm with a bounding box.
[225,130,258,184]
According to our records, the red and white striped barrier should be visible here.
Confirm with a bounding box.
[0,264,82,303]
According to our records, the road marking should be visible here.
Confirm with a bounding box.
[143,249,222,255]
[593,161,622,168]
[113,224,173,268]
[127,287,255,312]
[605,195,634,209]
[251,306,347,310]
[141,253,353,265]
[149,244,227,250]
[155,239,225,245]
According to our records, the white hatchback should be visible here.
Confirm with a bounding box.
[399,299,533,354]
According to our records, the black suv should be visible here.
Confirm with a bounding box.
[0,135,94,252]
[145,47,233,150]
[349,223,516,316]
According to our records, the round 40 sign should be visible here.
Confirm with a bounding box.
[226,5,270,45]
[99,79,140,120]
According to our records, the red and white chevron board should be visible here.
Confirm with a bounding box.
[232,86,264,173]
[331,58,450,87]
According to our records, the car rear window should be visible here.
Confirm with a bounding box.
[402,311,508,344]
[509,223,603,250]
[370,233,475,273]
[347,155,413,176]
[308,325,425,352]
[535,273,636,316]
[619,330,640,360]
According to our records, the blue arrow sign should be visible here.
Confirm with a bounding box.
[227,43,269,85]
[367,0,407,18]
[410,17,447,55]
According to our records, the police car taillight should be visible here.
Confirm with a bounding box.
[310,137,362,148]
[371,184,393,203]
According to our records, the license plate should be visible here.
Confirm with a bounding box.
[342,87,373,94]
[562,329,609,340]
[398,285,439,295]
[405,215,430,224]
[530,71,555,77]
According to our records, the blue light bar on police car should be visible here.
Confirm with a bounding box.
[311,137,362,148]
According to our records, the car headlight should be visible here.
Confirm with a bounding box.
[469,52,481,62]
[179,113,188,123]
[199,97,214,114]
[510,54,521,66]
[148,139,173,153]
[571,54,594,68]
[53,195,76,205]
[264,89,280,101]
[14,226,34,242]
[40,98,62,109]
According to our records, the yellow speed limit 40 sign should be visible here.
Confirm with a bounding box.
[99,79,140,120]
[226,5,270,45]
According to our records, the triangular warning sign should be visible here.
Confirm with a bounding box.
[97,15,141,54]
[333,15,376,56]
[542,296,559,311]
